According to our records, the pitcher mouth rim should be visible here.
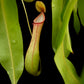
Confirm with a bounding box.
[33,12,45,24]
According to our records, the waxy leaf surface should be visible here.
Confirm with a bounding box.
[52,0,80,84]
[52,0,73,54]
[52,0,63,52]
[0,0,24,83]
[54,42,80,84]
[53,0,77,50]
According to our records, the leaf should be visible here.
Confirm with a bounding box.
[52,0,80,84]
[0,0,24,84]
[61,0,69,21]
[73,11,80,34]
[53,0,77,51]
[78,0,84,26]
[52,0,63,52]
[57,0,73,55]
[54,42,80,84]
[73,1,80,34]
[52,0,77,52]
[63,25,73,57]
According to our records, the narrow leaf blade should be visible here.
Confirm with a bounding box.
[61,0,69,20]
[54,42,80,84]
[52,0,63,52]
[63,26,73,57]
[52,0,77,52]
[54,0,77,50]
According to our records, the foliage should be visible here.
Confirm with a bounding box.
[0,0,24,84]
[0,0,84,83]
[52,0,84,84]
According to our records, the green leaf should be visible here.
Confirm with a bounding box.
[52,0,63,52]
[61,0,69,21]
[54,0,77,50]
[0,0,24,84]
[63,25,73,57]
[52,0,80,83]
[54,42,80,84]
[73,11,80,34]
[52,0,77,52]
[78,0,84,26]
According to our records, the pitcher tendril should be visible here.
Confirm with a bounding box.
[21,0,32,36]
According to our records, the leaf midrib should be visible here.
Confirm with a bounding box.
[1,1,15,84]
